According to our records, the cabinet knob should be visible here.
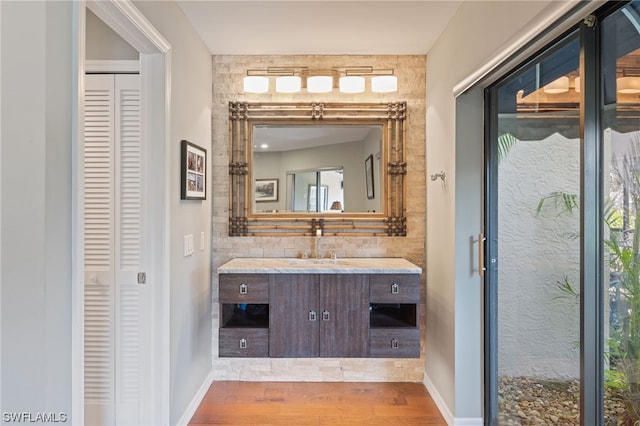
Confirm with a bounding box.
[309,310,317,321]
[239,338,247,349]
[391,338,399,349]
[239,283,248,295]
[391,283,399,294]
[322,310,330,321]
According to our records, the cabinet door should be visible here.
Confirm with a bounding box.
[269,274,319,357]
[319,274,369,357]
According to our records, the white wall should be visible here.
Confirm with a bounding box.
[425,0,565,422]
[132,2,213,424]
[85,8,138,60]
[1,0,73,420]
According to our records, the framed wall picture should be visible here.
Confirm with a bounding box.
[365,154,375,199]
[255,178,278,202]
[181,140,207,200]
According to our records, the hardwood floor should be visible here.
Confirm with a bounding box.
[189,381,447,425]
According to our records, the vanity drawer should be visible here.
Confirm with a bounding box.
[369,274,420,303]
[369,328,420,358]
[219,328,269,357]
[219,274,269,303]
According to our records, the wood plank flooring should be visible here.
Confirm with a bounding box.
[189,381,447,425]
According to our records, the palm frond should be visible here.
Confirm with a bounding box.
[497,133,518,163]
[536,191,579,217]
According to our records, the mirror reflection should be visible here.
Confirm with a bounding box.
[252,125,383,213]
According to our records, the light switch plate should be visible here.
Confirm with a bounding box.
[200,232,205,251]
[184,234,193,257]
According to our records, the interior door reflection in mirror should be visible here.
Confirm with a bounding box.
[252,124,383,213]
[285,168,343,213]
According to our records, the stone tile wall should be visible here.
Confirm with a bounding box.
[211,55,426,381]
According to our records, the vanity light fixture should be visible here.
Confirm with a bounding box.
[307,75,333,93]
[371,75,398,93]
[618,76,640,94]
[242,66,398,94]
[543,76,569,94]
[339,76,365,93]
[243,76,269,93]
[275,75,302,93]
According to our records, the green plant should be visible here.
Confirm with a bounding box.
[533,134,640,424]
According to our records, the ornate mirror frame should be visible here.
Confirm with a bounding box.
[228,101,407,237]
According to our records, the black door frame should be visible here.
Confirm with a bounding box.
[483,3,627,424]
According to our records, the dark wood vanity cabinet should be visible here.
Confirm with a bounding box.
[269,274,369,358]
[218,271,420,359]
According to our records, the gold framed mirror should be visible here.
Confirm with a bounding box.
[229,102,407,236]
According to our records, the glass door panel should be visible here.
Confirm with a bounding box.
[491,31,582,424]
[602,2,640,423]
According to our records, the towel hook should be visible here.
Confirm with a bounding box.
[430,170,446,181]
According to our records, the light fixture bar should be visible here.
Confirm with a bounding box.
[243,66,397,94]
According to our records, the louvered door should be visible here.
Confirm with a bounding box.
[84,74,143,426]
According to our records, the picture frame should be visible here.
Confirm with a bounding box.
[181,140,207,200]
[365,154,375,200]
[255,178,278,202]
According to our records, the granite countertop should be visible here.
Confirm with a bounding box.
[217,257,422,274]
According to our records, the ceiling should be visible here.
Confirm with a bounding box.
[176,1,462,55]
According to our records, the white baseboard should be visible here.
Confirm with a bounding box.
[454,418,483,426]
[176,370,214,426]
[423,374,484,426]
[423,373,454,425]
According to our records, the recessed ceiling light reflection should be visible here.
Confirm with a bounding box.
[260,144,269,149]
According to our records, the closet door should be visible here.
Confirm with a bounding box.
[84,73,143,425]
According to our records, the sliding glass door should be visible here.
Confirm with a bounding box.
[486,30,582,425]
[485,2,640,424]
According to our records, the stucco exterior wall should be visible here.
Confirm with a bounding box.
[498,133,581,379]
[211,55,426,381]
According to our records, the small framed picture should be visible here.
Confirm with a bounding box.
[181,140,206,200]
[255,178,278,202]
[365,154,375,200]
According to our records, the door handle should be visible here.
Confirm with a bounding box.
[478,233,486,277]
[309,310,317,321]
[322,310,330,321]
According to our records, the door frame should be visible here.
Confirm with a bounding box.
[71,1,171,424]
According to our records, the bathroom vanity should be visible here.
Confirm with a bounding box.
[217,258,422,358]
